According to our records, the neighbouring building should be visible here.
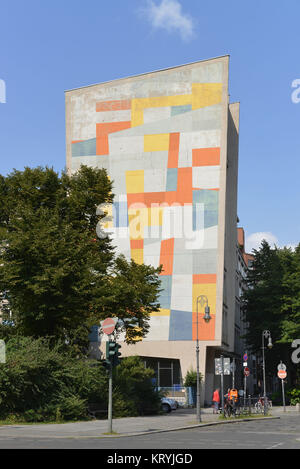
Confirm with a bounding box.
[234,227,255,395]
[65,56,243,404]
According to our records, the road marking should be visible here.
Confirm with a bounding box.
[267,442,284,449]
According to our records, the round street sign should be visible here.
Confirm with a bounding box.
[278,369,287,380]
[101,318,116,336]
[244,367,250,377]
[277,362,287,371]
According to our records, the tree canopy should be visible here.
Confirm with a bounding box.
[0,166,161,345]
[242,240,300,384]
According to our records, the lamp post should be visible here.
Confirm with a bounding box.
[196,295,211,423]
[262,330,272,415]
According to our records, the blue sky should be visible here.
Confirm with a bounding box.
[0,0,299,251]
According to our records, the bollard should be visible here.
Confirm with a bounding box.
[296,403,300,412]
[248,395,251,415]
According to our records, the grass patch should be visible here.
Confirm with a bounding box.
[218,413,272,421]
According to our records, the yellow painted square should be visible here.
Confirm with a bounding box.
[192,83,223,110]
[148,206,164,226]
[126,170,144,194]
[192,283,216,314]
[131,248,143,265]
[128,207,148,240]
[131,94,192,127]
[150,308,170,317]
[144,134,170,152]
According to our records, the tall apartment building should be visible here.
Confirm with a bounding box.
[65,56,241,403]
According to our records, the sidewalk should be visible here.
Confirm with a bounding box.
[0,406,290,439]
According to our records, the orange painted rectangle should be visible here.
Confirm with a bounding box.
[96,121,131,136]
[96,100,131,112]
[192,148,220,166]
[130,239,144,249]
[159,238,174,276]
[127,193,145,206]
[168,133,180,168]
[193,274,217,284]
[176,167,193,204]
[96,135,109,155]
[192,313,215,341]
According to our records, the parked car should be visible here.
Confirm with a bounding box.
[161,397,177,413]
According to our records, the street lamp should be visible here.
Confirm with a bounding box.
[262,330,272,415]
[196,295,211,423]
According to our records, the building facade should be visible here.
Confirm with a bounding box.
[65,56,240,403]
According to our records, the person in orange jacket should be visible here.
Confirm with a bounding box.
[212,388,220,414]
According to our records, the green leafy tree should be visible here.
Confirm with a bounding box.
[242,240,300,386]
[97,255,162,343]
[280,244,300,342]
[0,166,162,344]
[242,240,284,352]
[0,166,113,340]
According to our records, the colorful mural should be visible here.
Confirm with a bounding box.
[68,60,227,342]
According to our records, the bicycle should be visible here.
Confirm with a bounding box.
[224,399,239,418]
[254,397,272,414]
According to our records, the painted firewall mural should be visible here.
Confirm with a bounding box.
[69,61,226,342]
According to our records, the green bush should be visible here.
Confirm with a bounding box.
[0,338,162,422]
[287,388,300,405]
[183,369,202,387]
[113,356,162,417]
[0,337,107,422]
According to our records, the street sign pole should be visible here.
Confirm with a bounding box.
[221,355,224,416]
[232,358,235,389]
[277,364,287,413]
[281,377,286,413]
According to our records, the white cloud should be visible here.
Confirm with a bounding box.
[245,232,278,252]
[245,232,297,253]
[142,0,195,42]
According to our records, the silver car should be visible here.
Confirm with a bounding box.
[161,397,177,413]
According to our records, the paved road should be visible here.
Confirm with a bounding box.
[0,413,299,449]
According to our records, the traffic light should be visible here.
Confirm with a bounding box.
[113,343,122,367]
[106,340,122,367]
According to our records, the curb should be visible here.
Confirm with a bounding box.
[97,416,280,438]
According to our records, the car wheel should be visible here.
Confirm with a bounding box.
[162,403,171,413]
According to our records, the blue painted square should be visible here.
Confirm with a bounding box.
[158,275,172,309]
[166,168,178,192]
[171,105,192,117]
[193,190,219,229]
[72,138,97,157]
[113,201,128,227]
[169,310,193,341]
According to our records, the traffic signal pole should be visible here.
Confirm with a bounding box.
[108,361,113,433]
[105,338,122,433]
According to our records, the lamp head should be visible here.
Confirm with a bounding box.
[267,337,273,349]
[204,306,211,323]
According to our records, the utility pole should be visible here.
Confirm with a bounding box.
[195,295,211,423]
